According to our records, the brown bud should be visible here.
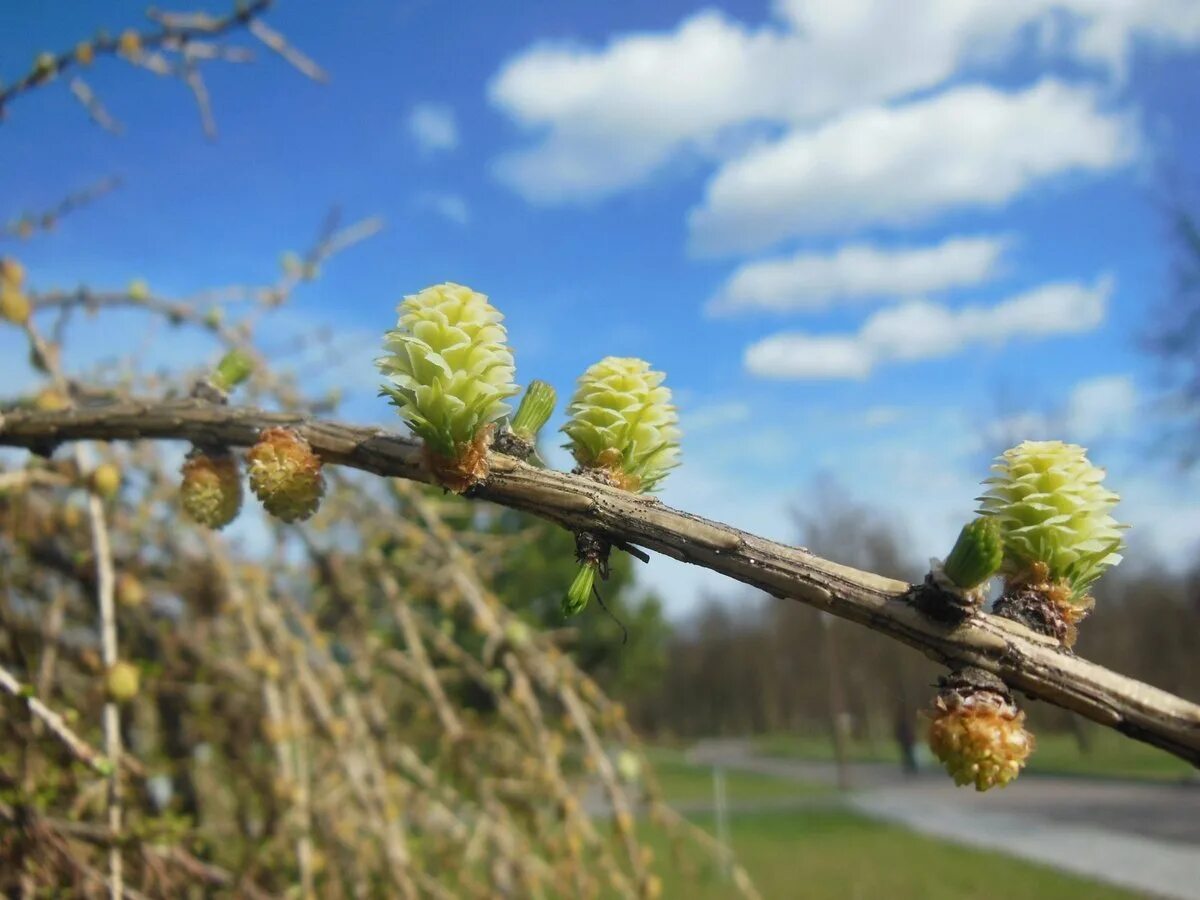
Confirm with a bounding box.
[246,427,324,522]
[180,450,242,529]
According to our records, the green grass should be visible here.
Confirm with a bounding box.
[754,728,1195,782]
[649,808,1139,900]
[644,747,829,805]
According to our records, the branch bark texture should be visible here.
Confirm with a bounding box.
[2,399,1198,766]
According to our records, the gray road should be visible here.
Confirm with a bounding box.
[688,739,1200,899]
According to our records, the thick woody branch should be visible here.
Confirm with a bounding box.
[1,398,1198,767]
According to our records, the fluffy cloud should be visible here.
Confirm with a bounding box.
[745,276,1111,380]
[407,103,459,154]
[689,81,1136,255]
[415,192,471,225]
[684,401,752,431]
[489,0,1195,205]
[709,235,1008,315]
[985,373,1139,445]
[1064,374,1138,439]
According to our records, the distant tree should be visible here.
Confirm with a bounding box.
[1151,204,1200,464]
[488,506,669,702]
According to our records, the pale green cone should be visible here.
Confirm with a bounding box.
[212,349,254,392]
[978,440,1125,600]
[377,283,519,459]
[564,563,596,616]
[562,357,680,493]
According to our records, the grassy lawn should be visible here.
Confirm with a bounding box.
[640,748,1139,898]
[649,808,1139,899]
[644,746,830,805]
[754,728,1195,782]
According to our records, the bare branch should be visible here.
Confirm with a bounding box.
[1,398,1197,767]
[0,660,113,777]
[247,19,329,83]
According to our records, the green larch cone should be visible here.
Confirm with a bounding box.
[180,449,243,530]
[377,283,518,491]
[942,517,1003,591]
[564,563,596,617]
[509,379,557,444]
[212,349,254,391]
[978,440,1126,601]
[927,669,1033,792]
[562,357,680,493]
[246,428,325,522]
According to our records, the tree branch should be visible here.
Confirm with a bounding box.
[1,398,1198,766]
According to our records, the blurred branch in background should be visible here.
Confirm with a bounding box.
[1,176,122,241]
[1149,202,1200,465]
[0,0,324,137]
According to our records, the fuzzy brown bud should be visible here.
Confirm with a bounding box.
[180,450,242,529]
[246,428,324,522]
[927,669,1033,791]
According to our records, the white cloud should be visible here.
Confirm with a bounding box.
[745,276,1111,380]
[690,80,1137,255]
[1065,374,1138,440]
[489,1,1192,205]
[416,192,471,226]
[684,401,752,432]
[859,406,905,429]
[984,373,1139,445]
[407,103,459,154]
[709,235,1008,315]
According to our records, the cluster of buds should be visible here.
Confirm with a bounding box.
[1,256,31,325]
[979,440,1125,646]
[246,427,325,522]
[916,440,1126,791]
[927,668,1034,792]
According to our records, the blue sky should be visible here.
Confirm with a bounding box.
[3,1,1200,615]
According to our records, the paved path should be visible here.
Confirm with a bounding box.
[689,739,1200,900]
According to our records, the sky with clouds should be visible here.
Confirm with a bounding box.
[2,0,1199,616]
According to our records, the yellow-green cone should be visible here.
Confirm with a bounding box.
[377,283,518,491]
[978,440,1125,600]
[562,357,680,493]
[246,428,325,522]
[180,450,243,530]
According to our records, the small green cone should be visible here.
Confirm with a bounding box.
[564,563,596,617]
[510,380,556,444]
[212,349,254,392]
[943,518,1003,591]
